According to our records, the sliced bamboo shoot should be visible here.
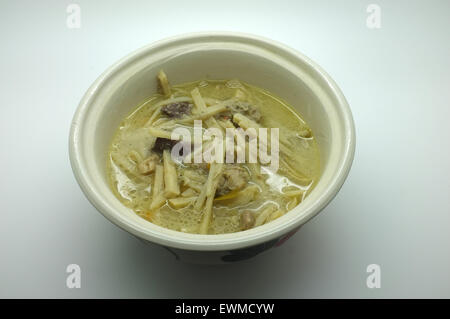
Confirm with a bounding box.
[163,150,180,198]
[181,188,197,197]
[232,113,260,130]
[168,197,196,209]
[254,205,277,227]
[148,127,175,140]
[199,195,215,234]
[176,104,227,124]
[150,165,165,210]
[157,70,171,96]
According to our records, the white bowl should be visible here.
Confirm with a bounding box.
[69,32,355,263]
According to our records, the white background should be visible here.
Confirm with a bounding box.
[1,0,449,298]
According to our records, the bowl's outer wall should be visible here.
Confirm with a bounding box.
[143,226,303,264]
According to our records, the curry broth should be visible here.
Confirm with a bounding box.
[107,75,320,234]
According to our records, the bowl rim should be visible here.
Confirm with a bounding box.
[69,31,356,251]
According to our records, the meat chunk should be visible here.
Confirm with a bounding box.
[161,102,192,118]
[216,165,250,196]
[138,153,160,175]
[152,138,177,153]
[152,137,191,159]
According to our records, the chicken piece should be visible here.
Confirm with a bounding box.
[240,211,255,230]
[138,153,160,175]
[216,165,250,196]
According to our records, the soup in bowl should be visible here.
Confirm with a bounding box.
[69,32,355,263]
